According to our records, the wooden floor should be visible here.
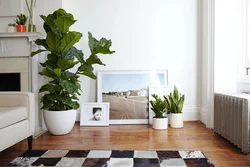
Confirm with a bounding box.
[0,121,249,166]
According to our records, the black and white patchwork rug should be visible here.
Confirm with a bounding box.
[5,150,214,167]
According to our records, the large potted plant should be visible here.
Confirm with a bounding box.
[31,9,115,135]
[164,86,185,128]
[149,94,168,130]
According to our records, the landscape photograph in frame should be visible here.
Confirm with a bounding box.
[97,70,167,124]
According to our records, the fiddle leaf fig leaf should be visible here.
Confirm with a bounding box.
[46,31,61,52]
[53,68,61,77]
[61,31,82,52]
[88,32,115,55]
[39,68,56,78]
[34,39,49,50]
[54,16,76,33]
[60,80,78,93]
[60,96,80,109]
[71,47,84,63]
[86,55,105,65]
[78,63,96,79]
[39,84,61,93]
[57,59,78,71]
[31,49,46,57]
[62,47,84,62]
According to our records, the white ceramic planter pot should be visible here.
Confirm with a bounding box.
[43,109,76,135]
[7,26,15,32]
[170,113,183,128]
[152,117,168,130]
[167,114,171,124]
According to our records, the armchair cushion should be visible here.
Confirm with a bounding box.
[0,107,27,129]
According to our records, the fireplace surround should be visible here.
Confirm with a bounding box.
[0,73,21,91]
[0,32,45,135]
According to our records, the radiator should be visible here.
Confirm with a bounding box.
[214,93,250,154]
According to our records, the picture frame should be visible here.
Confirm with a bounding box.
[148,85,174,124]
[97,70,168,124]
[80,103,110,126]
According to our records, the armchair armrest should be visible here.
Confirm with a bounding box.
[0,92,35,134]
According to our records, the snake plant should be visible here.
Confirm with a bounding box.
[15,14,27,25]
[164,86,185,114]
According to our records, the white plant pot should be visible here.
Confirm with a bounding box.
[167,114,171,124]
[152,117,168,130]
[170,113,183,128]
[7,26,15,32]
[43,109,76,135]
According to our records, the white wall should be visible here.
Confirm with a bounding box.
[0,0,62,33]
[63,0,201,121]
[34,0,62,34]
[214,0,244,93]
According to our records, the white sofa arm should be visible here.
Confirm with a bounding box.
[0,92,35,135]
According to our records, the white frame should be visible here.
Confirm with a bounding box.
[148,85,174,124]
[80,103,110,126]
[97,70,168,124]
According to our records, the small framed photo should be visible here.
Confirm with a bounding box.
[80,103,110,126]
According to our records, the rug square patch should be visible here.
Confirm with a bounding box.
[55,157,85,167]
[159,158,186,167]
[109,158,133,167]
[64,150,90,157]
[41,150,69,158]
[179,151,205,159]
[4,157,38,167]
[184,158,214,167]
[134,151,158,158]
[31,158,61,166]
[82,158,110,167]
[20,150,48,157]
[133,158,160,167]
[157,151,182,158]
[110,150,134,158]
[87,150,112,158]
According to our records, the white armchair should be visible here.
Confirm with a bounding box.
[0,92,35,152]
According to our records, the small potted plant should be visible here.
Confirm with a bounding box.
[7,23,16,32]
[164,86,185,128]
[15,14,27,32]
[149,94,168,130]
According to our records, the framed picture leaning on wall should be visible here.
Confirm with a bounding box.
[80,103,110,126]
[97,70,168,124]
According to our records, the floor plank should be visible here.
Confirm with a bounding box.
[0,121,249,166]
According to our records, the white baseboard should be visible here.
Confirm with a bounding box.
[182,105,199,121]
[199,107,209,126]
[75,105,200,122]
[76,111,80,122]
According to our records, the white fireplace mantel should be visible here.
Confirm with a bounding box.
[0,32,46,136]
[0,32,44,41]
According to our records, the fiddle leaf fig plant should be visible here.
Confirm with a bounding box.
[31,8,115,111]
[164,86,185,114]
[149,94,167,118]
